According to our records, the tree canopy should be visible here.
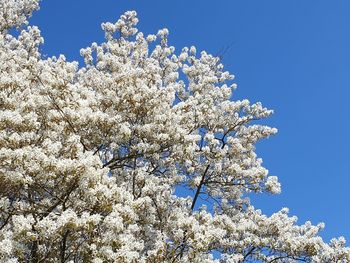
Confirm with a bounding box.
[0,1,349,262]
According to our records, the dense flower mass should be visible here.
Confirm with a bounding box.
[0,1,349,262]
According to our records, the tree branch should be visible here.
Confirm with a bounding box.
[191,165,210,210]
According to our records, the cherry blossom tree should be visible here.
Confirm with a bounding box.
[0,1,349,262]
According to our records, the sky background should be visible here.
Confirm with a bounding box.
[28,0,350,243]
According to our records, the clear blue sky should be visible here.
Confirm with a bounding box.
[29,0,350,243]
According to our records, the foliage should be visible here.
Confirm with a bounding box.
[0,1,349,262]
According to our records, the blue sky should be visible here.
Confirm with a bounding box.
[29,0,350,243]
